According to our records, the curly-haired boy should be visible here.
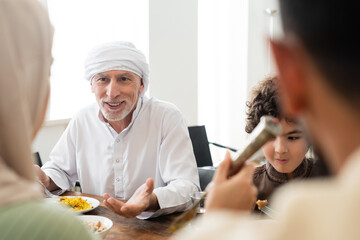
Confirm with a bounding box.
[246,76,327,208]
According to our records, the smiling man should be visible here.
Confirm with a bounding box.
[36,41,200,218]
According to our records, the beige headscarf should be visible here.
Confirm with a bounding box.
[0,0,53,208]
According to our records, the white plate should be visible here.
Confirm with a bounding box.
[78,215,113,239]
[46,196,100,214]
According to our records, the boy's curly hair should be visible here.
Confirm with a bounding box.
[245,76,295,133]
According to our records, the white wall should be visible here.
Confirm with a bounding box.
[149,0,198,125]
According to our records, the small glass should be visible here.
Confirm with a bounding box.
[190,191,206,214]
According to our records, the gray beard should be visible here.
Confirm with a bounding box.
[101,109,127,122]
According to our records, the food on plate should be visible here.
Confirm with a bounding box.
[58,196,93,211]
[78,216,113,237]
[256,199,268,210]
[85,221,107,233]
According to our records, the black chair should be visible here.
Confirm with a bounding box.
[188,125,237,190]
[197,167,215,191]
[33,152,42,167]
[188,125,213,167]
[188,125,237,167]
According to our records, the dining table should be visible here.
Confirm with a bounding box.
[62,191,185,240]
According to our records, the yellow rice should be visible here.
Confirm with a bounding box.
[58,197,92,211]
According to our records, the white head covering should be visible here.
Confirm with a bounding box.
[0,0,53,207]
[84,41,150,95]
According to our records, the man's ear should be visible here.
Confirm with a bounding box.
[138,78,144,94]
[270,39,307,115]
[90,79,95,93]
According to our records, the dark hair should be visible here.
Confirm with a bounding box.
[279,0,360,108]
[245,76,296,133]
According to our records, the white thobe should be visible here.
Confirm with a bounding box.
[42,96,200,218]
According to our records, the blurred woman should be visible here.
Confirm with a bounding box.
[0,0,97,239]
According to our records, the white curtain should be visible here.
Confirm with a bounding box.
[198,0,249,164]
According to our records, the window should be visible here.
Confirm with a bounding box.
[198,0,249,163]
[46,0,149,120]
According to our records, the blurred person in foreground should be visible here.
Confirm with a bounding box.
[0,0,98,239]
[36,41,200,218]
[246,76,328,210]
[174,0,360,239]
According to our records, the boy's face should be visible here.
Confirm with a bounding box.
[262,119,309,175]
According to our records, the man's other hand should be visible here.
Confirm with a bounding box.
[34,165,50,187]
[34,165,59,191]
[103,178,160,218]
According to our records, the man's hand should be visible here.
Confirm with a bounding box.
[103,178,160,218]
[205,151,257,212]
[33,165,59,191]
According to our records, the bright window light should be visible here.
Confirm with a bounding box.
[198,0,249,164]
[46,0,149,120]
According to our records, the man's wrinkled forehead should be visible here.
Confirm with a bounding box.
[93,71,140,79]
